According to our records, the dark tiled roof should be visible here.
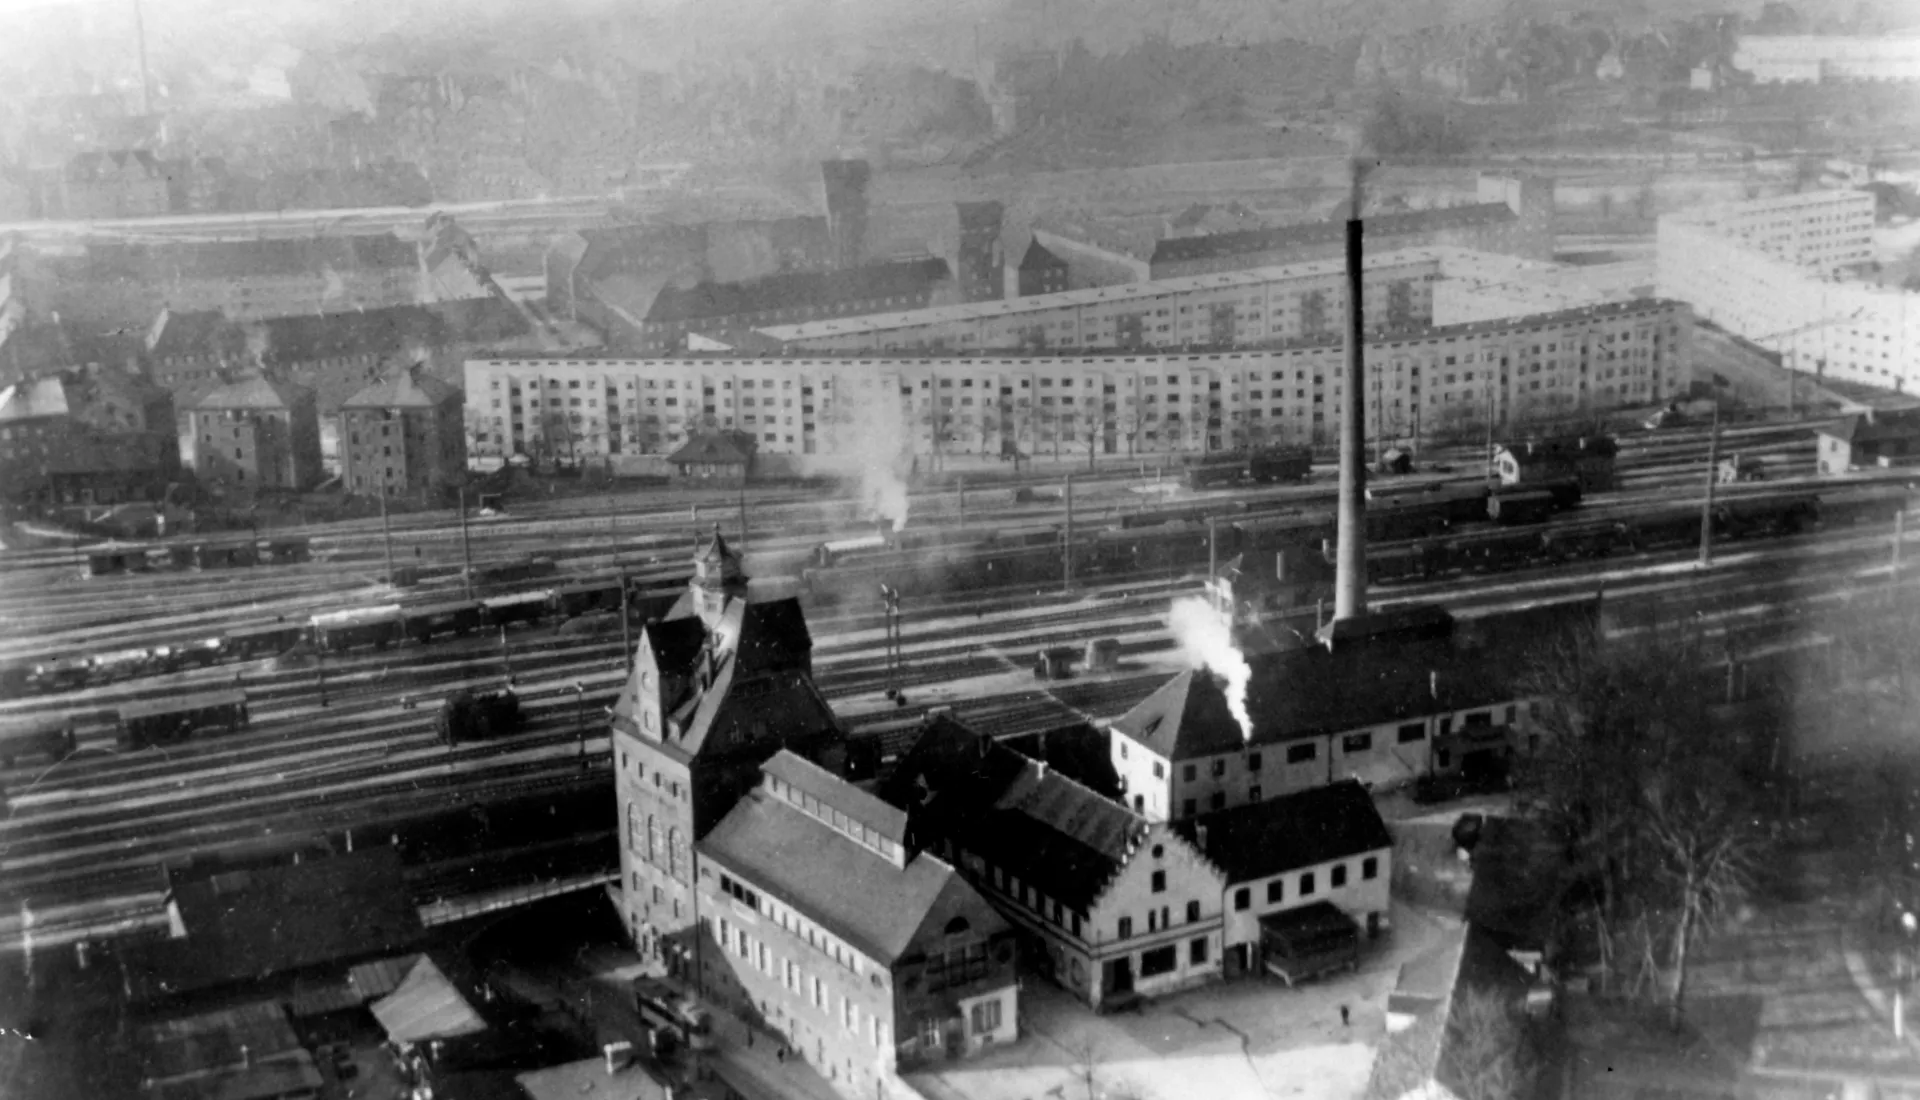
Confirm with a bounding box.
[879,715,1149,912]
[137,1001,304,1081]
[645,259,951,324]
[1171,779,1391,884]
[148,847,423,995]
[260,305,444,366]
[731,598,813,673]
[193,373,313,412]
[67,148,161,182]
[341,362,462,409]
[1017,238,1068,273]
[699,784,983,964]
[78,235,415,281]
[1114,635,1523,758]
[1822,408,1920,444]
[997,721,1123,801]
[1364,924,1534,1100]
[764,749,908,844]
[1150,203,1516,266]
[673,648,837,763]
[145,309,235,359]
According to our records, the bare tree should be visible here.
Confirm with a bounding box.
[1641,768,1759,1028]
[1439,987,1537,1100]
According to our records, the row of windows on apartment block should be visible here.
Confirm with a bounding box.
[707,912,1008,1056]
[480,329,1669,396]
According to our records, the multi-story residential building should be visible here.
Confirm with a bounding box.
[1656,190,1920,392]
[40,235,423,329]
[144,309,243,398]
[612,531,847,980]
[636,259,956,354]
[185,374,323,491]
[0,365,178,506]
[1145,174,1555,281]
[1108,646,1540,820]
[1170,780,1393,976]
[337,363,466,497]
[696,750,1017,1096]
[880,714,1226,1010]
[1013,238,1070,298]
[51,149,172,220]
[1733,33,1920,84]
[755,250,1443,354]
[463,298,1692,465]
[955,202,1006,303]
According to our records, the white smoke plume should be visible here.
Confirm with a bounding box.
[1167,596,1253,741]
[838,383,911,532]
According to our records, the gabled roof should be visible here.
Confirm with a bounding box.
[668,432,750,465]
[1821,408,1920,444]
[1150,203,1516,266]
[879,714,1153,912]
[67,148,161,182]
[1172,779,1391,884]
[1109,668,1248,760]
[193,373,312,411]
[1017,238,1069,273]
[145,308,234,359]
[1364,924,1533,1100]
[645,258,951,324]
[370,955,487,1044]
[728,597,813,673]
[699,782,992,965]
[0,376,70,421]
[671,646,838,766]
[155,847,423,994]
[765,749,908,845]
[341,362,461,410]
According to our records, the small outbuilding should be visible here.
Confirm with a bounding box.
[666,431,755,486]
[1814,408,1920,476]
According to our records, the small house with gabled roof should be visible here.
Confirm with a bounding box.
[697,750,1017,1091]
[879,713,1226,1010]
[666,430,754,486]
[1814,407,1920,475]
[1170,780,1393,978]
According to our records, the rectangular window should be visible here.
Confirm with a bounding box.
[1182,763,1196,782]
[1398,722,1426,743]
[1185,900,1200,923]
[970,999,1003,1035]
[813,977,827,1009]
[1248,753,1262,771]
[1363,856,1380,880]
[1266,879,1284,904]
[1343,732,1373,754]
[1286,743,1316,764]
[1140,945,1178,978]
[1332,864,1348,888]
[1300,872,1317,896]
[1190,937,1209,966]
[1151,870,1166,893]
[1118,917,1133,939]
[1233,888,1250,911]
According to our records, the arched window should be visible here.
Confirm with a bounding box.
[627,805,641,854]
[667,826,685,882]
[647,815,661,865]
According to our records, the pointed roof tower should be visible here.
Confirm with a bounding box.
[1109,668,1248,761]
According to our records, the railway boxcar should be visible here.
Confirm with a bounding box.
[813,534,888,568]
[471,557,559,588]
[989,523,1061,549]
[1186,459,1245,490]
[86,548,143,576]
[1367,497,1453,541]
[224,622,308,661]
[1541,522,1630,562]
[1629,508,1705,552]
[551,580,624,619]
[402,601,486,644]
[1449,528,1550,573]
[436,689,522,745]
[117,689,249,749]
[311,606,405,651]
[30,657,92,693]
[0,717,75,769]
[1714,494,1817,539]
[482,591,550,628]
[1487,489,1556,526]
[1366,542,1435,585]
[1250,447,1314,484]
[262,536,312,564]
[1818,486,1909,528]
[194,541,258,569]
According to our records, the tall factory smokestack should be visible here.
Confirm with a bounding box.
[1333,159,1370,622]
[133,0,153,116]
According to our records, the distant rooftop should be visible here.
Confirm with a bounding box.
[1150,202,1517,266]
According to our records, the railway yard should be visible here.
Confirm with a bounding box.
[1,416,1914,961]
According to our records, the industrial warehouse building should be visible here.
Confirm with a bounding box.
[1657,189,1920,394]
[463,298,1691,468]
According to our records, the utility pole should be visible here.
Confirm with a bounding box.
[1333,158,1370,623]
[1896,508,1907,579]
[458,486,474,600]
[1700,392,1722,568]
[500,623,514,686]
[737,479,748,556]
[1063,473,1074,591]
[574,681,587,760]
[1484,374,1498,482]
[379,489,396,585]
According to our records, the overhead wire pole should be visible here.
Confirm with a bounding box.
[458,485,475,600]
[379,489,396,586]
[1063,473,1075,591]
[1699,379,1724,568]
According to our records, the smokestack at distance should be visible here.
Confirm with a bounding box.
[1333,157,1371,622]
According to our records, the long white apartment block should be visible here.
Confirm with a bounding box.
[1657,189,1920,392]
[464,298,1691,469]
